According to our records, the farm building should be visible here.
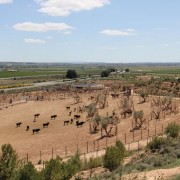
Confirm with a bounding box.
[72,83,104,90]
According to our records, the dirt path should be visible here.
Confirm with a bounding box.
[122,166,180,180]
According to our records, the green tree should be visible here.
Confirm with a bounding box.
[64,152,82,179]
[42,153,82,180]
[103,140,125,172]
[101,70,110,77]
[15,162,39,180]
[165,123,180,138]
[0,144,18,180]
[42,156,62,180]
[66,69,78,79]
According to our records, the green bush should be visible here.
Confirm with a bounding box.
[82,156,102,171]
[0,144,18,180]
[165,123,180,138]
[103,140,125,172]
[15,162,39,180]
[41,156,62,180]
[42,153,82,180]
[147,137,166,152]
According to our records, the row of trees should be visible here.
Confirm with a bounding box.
[101,68,130,77]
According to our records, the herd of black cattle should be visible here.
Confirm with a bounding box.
[16,106,85,135]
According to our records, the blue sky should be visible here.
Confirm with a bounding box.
[0,0,180,63]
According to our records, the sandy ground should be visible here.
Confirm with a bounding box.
[0,92,179,164]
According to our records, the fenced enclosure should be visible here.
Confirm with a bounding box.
[24,118,180,165]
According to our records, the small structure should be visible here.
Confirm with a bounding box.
[72,83,104,90]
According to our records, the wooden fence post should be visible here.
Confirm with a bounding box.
[76,144,79,153]
[106,137,108,147]
[116,125,118,141]
[27,153,29,162]
[148,128,150,137]
[93,140,95,151]
[97,139,99,151]
[162,124,164,133]
[125,133,127,144]
[52,148,54,159]
[65,146,67,157]
[86,141,89,153]
[43,161,45,169]
[133,131,135,142]
[40,151,42,162]
[141,129,143,139]
[89,124,92,134]
[155,126,156,135]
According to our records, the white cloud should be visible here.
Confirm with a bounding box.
[34,0,111,16]
[24,38,46,44]
[13,22,74,32]
[101,29,137,36]
[0,0,13,4]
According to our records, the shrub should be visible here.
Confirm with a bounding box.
[42,156,62,180]
[42,153,82,180]
[15,162,39,180]
[103,141,125,172]
[165,123,180,138]
[147,137,166,152]
[82,156,102,171]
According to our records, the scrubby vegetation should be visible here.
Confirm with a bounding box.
[165,122,180,138]
[0,144,82,180]
[0,141,126,180]
[124,136,180,174]
[1,123,180,180]
[88,123,180,179]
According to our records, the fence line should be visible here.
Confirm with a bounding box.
[24,118,180,164]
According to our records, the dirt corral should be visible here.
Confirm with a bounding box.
[0,90,179,164]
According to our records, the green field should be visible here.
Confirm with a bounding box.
[130,66,180,76]
[1,64,180,79]
[0,67,103,78]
